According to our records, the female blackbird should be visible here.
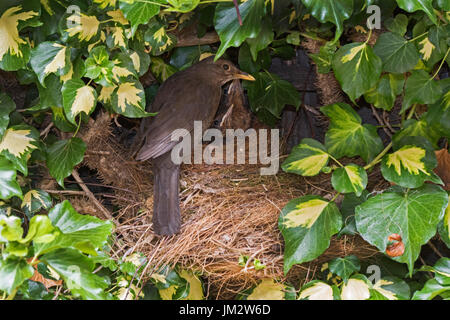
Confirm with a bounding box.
[135,57,255,236]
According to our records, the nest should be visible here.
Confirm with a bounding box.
[75,111,381,299]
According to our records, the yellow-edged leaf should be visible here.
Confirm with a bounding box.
[419,37,435,61]
[21,190,47,211]
[299,282,333,300]
[372,280,398,300]
[99,85,116,103]
[0,6,38,60]
[341,43,366,63]
[386,146,429,176]
[283,199,329,229]
[111,27,126,48]
[344,165,363,188]
[107,9,128,25]
[0,128,36,157]
[43,43,67,75]
[67,14,100,41]
[72,85,97,117]
[247,279,285,300]
[116,82,142,112]
[93,0,117,9]
[130,52,140,73]
[180,270,204,300]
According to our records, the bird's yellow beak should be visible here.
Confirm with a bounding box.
[234,72,256,81]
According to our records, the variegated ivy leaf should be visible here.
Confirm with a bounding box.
[119,0,162,32]
[328,255,360,282]
[62,79,98,124]
[281,138,329,177]
[356,184,448,275]
[151,57,177,82]
[106,9,129,25]
[341,275,370,300]
[369,277,411,300]
[331,164,368,197]
[66,13,100,42]
[381,136,442,188]
[298,281,334,300]
[129,49,150,76]
[111,80,151,117]
[107,26,128,49]
[0,6,39,71]
[144,21,177,56]
[21,190,52,218]
[30,42,71,86]
[392,118,441,148]
[246,279,291,300]
[0,125,39,176]
[111,53,136,82]
[0,158,22,200]
[94,0,117,9]
[364,73,404,111]
[0,92,16,139]
[332,42,382,102]
[84,46,115,86]
[279,196,342,274]
[438,197,450,248]
[321,103,383,163]
[99,85,116,106]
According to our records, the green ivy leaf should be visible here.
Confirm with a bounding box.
[214,0,265,59]
[419,257,450,286]
[332,42,382,102]
[20,214,56,244]
[373,32,420,74]
[0,157,22,200]
[338,191,369,237]
[62,79,97,125]
[437,0,450,10]
[246,17,274,61]
[412,279,449,300]
[0,92,16,139]
[438,198,450,248]
[0,214,23,242]
[0,257,34,295]
[381,137,441,189]
[331,164,368,197]
[321,103,383,163]
[279,195,342,274]
[45,137,86,187]
[328,255,361,282]
[385,14,409,36]
[364,73,404,111]
[34,200,113,256]
[170,46,211,71]
[401,70,442,113]
[119,0,162,31]
[166,0,200,12]
[30,41,71,86]
[395,0,437,25]
[281,138,329,177]
[150,57,177,82]
[355,184,449,275]
[309,42,336,74]
[144,21,177,56]
[40,248,112,300]
[301,0,353,41]
[244,72,301,125]
[393,118,441,148]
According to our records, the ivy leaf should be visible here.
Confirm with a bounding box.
[412,279,449,300]
[321,103,383,163]
[385,14,409,36]
[40,248,112,300]
[373,32,420,74]
[0,214,23,242]
[45,137,86,187]
[281,138,329,177]
[244,72,301,126]
[438,198,450,248]
[309,42,336,74]
[20,215,56,244]
[369,277,411,300]
[332,42,382,102]
[0,257,34,295]
[419,257,450,286]
[381,137,442,188]
[34,200,113,256]
[150,57,177,82]
[298,281,334,300]
[84,46,115,86]
[395,0,437,25]
[437,0,450,10]
[119,0,161,31]
[30,42,71,86]
[331,164,368,197]
[246,17,274,61]
[214,0,265,59]
[170,45,212,71]
[355,184,449,275]
[364,73,404,111]
[328,255,361,282]
[401,70,442,113]
[0,125,39,176]
[0,92,16,139]
[62,79,97,124]
[341,275,371,300]
[301,0,353,41]
[166,0,200,13]
[393,118,441,148]
[338,191,369,237]
[279,195,342,274]
[65,13,101,42]
[111,80,152,117]
[144,21,177,56]
[21,190,53,218]
[244,278,295,300]
[0,5,39,71]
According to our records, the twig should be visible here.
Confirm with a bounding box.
[40,122,54,138]
[371,105,392,138]
[427,241,443,259]
[71,169,114,220]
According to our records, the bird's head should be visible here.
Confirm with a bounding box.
[198,56,255,85]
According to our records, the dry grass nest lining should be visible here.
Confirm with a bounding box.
[77,112,383,299]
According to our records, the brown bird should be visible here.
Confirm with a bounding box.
[135,57,255,236]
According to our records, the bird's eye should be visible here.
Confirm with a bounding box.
[222,64,230,71]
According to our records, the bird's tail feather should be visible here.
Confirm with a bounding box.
[152,151,181,235]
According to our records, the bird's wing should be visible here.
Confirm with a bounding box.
[135,75,221,161]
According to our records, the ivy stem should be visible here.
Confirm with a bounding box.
[365,28,373,44]
[73,116,82,138]
[5,288,18,300]
[408,31,428,43]
[431,47,450,79]
[330,192,341,202]
[328,154,344,168]
[128,0,171,8]
[364,142,392,170]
